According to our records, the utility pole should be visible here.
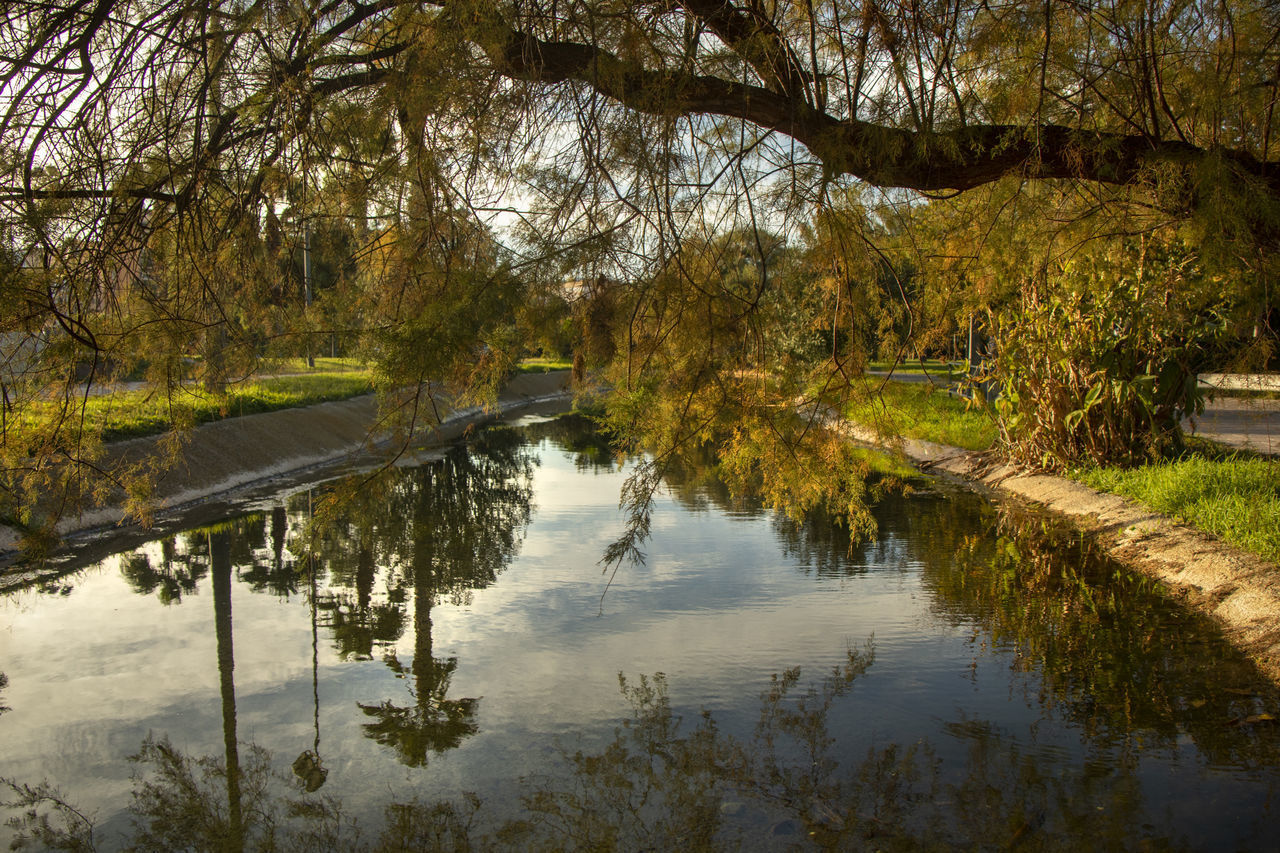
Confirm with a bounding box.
[303,224,315,368]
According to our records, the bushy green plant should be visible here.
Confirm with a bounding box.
[989,237,1227,470]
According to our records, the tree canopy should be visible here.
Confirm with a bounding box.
[1,0,1278,544]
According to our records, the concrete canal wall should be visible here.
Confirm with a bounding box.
[0,371,574,558]
[841,424,1280,685]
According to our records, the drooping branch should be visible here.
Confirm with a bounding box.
[4,0,1278,211]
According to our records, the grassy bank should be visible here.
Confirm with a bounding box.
[21,357,571,443]
[866,359,967,379]
[87,372,375,441]
[845,381,997,451]
[516,357,573,373]
[1072,453,1280,564]
[843,378,1280,566]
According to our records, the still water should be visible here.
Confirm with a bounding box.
[1,414,1279,850]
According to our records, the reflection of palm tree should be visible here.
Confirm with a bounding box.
[357,430,534,767]
[209,529,245,852]
[294,534,327,793]
[359,603,479,766]
[0,671,9,716]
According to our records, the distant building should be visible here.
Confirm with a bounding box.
[560,275,611,303]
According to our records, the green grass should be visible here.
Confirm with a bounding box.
[26,370,375,442]
[866,359,966,377]
[840,377,1280,565]
[850,444,926,483]
[845,380,997,451]
[1073,454,1280,564]
[1205,388,1280,401]
[263,357,370,375]
[29,358,568,443]
[516,357,573,373]
[26,356,566,442]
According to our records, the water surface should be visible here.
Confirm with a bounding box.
[1,415,1278,850]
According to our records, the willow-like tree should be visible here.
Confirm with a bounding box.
[1,0,1277,544]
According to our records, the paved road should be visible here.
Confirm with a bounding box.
[1190,397,1279,456]
[867,370,1278,457]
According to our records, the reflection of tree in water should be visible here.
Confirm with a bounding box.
[0,671,8,716]
[118,511,304,604]
[659,439,765,519]
[772,507,865,577]
[233,509,303,598]
[106,425,537,773]
[877,488,1280,769]
[4,646,1206,851]
[353,427,536,767]
[303,493,409,663]
[519,412,617,473]
[654,436,918,578]
[119,537,207,605]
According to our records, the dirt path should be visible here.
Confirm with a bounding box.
[845,424,1280,684]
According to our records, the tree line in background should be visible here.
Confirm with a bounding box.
[0,0,1277,546]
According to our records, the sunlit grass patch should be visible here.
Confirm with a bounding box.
[845,380,997,452]
[21,371,375,443]
[849,443,927,489]
[264,356,369,375]
[516,356,573,373]
[1073,455,1280,565]
[865,359,966,379]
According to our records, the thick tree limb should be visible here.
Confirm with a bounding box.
[672,0,816,103]
[481,16,1280,197]
[6,0,1278,207]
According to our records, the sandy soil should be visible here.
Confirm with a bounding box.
[845,424,1280,684]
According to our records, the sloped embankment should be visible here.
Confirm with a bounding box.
[10,371,574,550]
[847,424,1280,685]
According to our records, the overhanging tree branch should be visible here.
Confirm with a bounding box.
[475,15,1280,197]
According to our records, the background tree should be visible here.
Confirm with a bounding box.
[1,0,1277,543]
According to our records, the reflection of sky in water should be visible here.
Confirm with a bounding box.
[1,423,1279,849]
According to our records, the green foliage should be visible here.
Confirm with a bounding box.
[585,224,913,554]
[1074,454,1280,565]
[988,235,1228,470]
[350,200,529,431]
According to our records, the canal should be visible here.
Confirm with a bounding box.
[1,414,1278,850]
